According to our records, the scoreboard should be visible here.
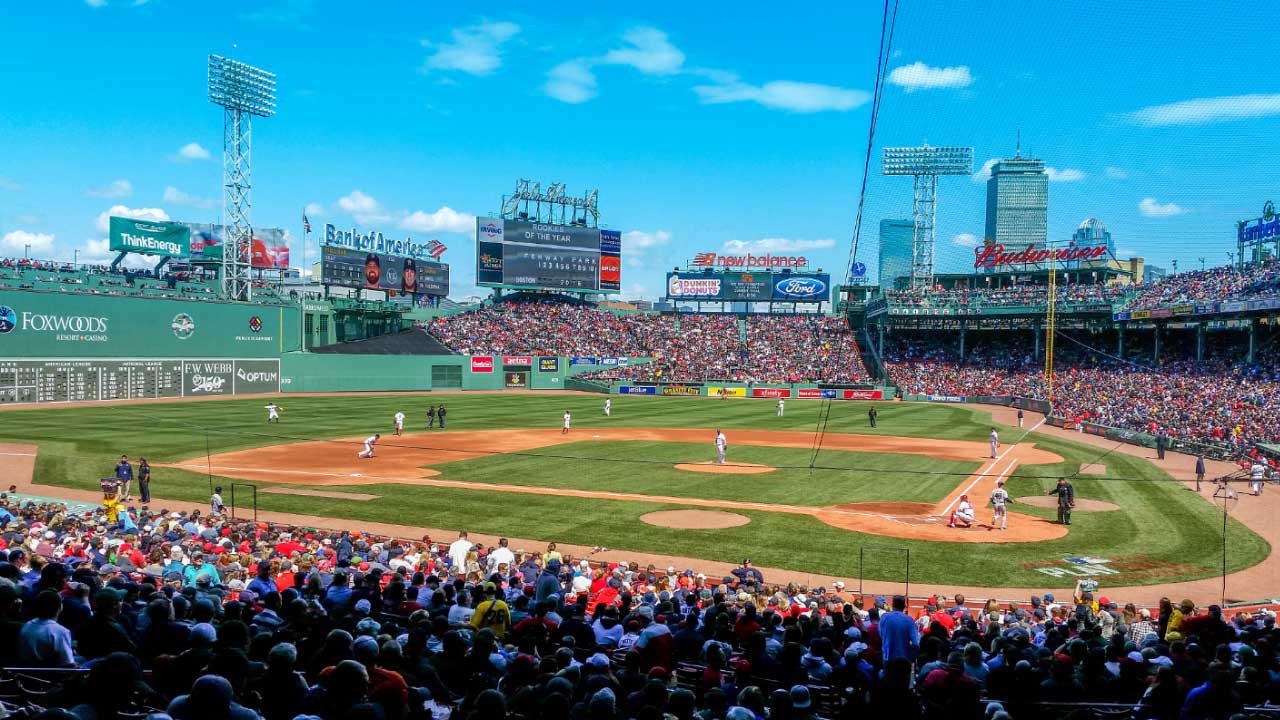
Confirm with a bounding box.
[0,359,280,404]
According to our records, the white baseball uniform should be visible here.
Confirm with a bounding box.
[358,435,378,458]
[989,430,999,458]
[265,404,280,422]
[563,412,572,431]
[777,399,785,417]
[604,399,611,417]
[715,432,727,465]
[394,411,405,432]
[1251,462,1266,495]
[989,487,1010,529]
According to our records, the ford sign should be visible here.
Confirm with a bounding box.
[772,276,827,300]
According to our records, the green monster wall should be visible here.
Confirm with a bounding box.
[0,290,302,358]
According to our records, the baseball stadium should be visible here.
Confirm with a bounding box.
[2,4,1278,720]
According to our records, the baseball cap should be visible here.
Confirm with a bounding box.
[355,599,372,613]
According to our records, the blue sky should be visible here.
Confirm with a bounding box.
[0,0,1275,298]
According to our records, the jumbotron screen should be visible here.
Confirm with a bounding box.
[475,217,621,292]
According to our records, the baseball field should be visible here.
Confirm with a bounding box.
[0,392,1268,589]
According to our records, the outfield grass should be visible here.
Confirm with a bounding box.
[0,393,1268,588]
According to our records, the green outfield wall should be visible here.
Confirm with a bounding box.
[0,290,302,358]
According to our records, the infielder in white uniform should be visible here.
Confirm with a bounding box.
[989,428,1000,459]
[776,399,785,417]
[562,411,572,435]
[1251,461,1266,496]
[715,429,727,465]
[358,433,380,459]
[989,479,1013,530]
[265,403,281,423]
[604,399,611,417]
[948,494,975,528]
[394,411,405,436]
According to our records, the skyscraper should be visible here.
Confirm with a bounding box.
[1070,218,1114,268]
[984,147,1048,259]
[879,219,914,289]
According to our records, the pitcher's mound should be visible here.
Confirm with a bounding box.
[674,462,776,474]
[641,509,751,529]
[1016,495,1120,511]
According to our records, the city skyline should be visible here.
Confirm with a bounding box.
[0,1,1276,298]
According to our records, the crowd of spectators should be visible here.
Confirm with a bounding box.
[885,284,1129,310]
[429,299,870,384]
[884,331,1280,451]
[1127,260,1280,311]
[0,256,285,304]
[0,492,1276,720]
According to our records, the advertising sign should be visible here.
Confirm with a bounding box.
[751,388,792,398]
[798,388,826,399]
[707,386,747,398]
[772,275,830,302]
[842,389,884,400]
[181,359,281,397]
[619,385,656,395]
[505,372,528,388]
[925,394,966,402]
[320,246,450,296]
[570,357,598,365]
[470,356,494,373]
[474,217,620,292]
[109,216,191,258]
[661,386,701,396]
[323,223,441,260]
[691,252,809,269]
[538,357,560,372]
[503,355,533,366]
[185,223,291,268]
[667,274,723,298]
[973,242,1107,270]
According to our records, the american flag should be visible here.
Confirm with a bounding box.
[302,213,312,234]
[426,239,447,259]
[692,252,717,266]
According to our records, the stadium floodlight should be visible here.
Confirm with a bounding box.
[881,145,974,289]
[208,55,277,301]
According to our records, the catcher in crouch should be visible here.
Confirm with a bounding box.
[948,494,975,528]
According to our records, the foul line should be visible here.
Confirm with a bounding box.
[938,417,1044,516]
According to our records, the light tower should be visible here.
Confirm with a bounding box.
[881,145,973,288]
[208,55,276,301]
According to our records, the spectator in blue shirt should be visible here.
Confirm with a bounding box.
[246,562,280,598]
[879,595,920,665]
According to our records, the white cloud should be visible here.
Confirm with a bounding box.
[1045,167,1086,182]
[972,158,998,183]
[94,205,170,233]
[86,179,133,198]
[951,233,981,248]
[722,237,836,252]
[1104,166,1128,180]
[887,62,974,92]
[336,190,391,225]
[422,21,520,75]
[601,27,684,75]
[1128,93,1280,127]
[624,230,672,252]
[544,60,598,104]
[1118,248,1137,257]
[0,176,20,191]
[1,230,55,253]
[693,79,870,113]
[171,142,211,162]
[304,202,326,217]
[163,186,217,209]
[399,206,474,233]
[1138,197,1188,217]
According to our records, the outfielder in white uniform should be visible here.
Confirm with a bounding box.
[265,403,281,423]
[604,399,611,417]
[989,480,1012,530]
[394,411,405,436]
[562,411,572,435]
[358,433,380,459]
[989,428,1000,459]
[777,399,785,417]
[948,494,974,528]
[715,430,727,465]
[1251,461,1266,496]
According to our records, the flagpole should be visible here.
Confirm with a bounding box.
[300,209,307,353]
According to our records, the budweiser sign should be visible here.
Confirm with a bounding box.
[974,243,1108,270]
[692,252,808,269]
